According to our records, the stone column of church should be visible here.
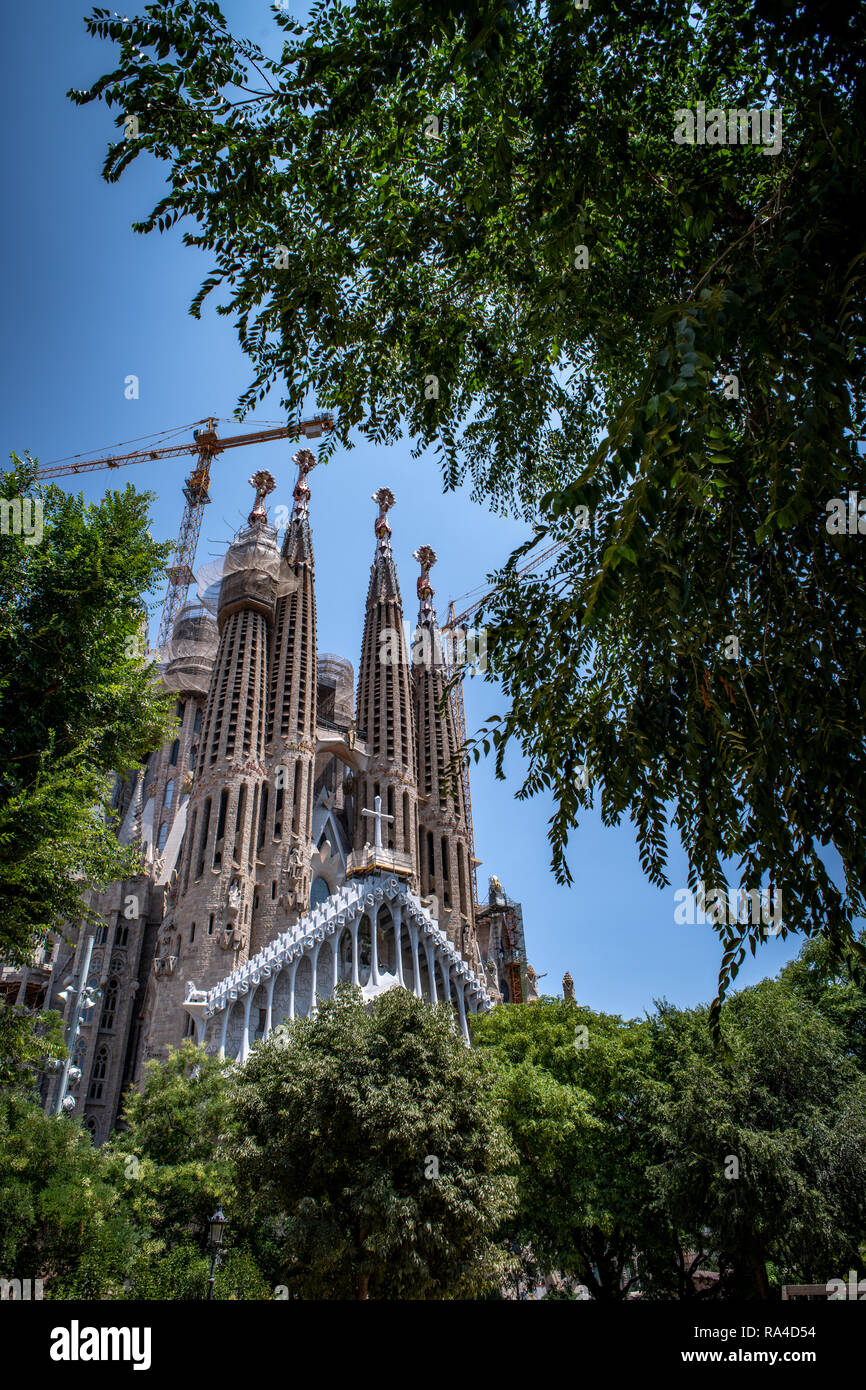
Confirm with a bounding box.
[411,547,480,961]
[144,473,280,1057]
[352,488,419,886]
[251,450,318,954]
[127,602,218,1088]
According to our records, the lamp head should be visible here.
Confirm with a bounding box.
[208,1208,227,1248]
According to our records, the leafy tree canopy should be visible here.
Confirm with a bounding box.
[474,952,866,1300]
[230,985,518,1299]
[0,1100,137,1298]
[72,1,866,1012]
[0,1001,65,1104]
[644,982,866,1297]
[472,998,685,1298]
[1,941,862,1300]
[775,930,866,1071]
[0,457,173,963]
[108,1041,239,1254]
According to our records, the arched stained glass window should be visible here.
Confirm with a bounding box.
[100,976,119,1032]
[88,1045,109,1100]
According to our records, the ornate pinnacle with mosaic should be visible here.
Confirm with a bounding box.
[413,545,437,623]
[247,470,276,526]
[292,448,317,518]
[372,487,396,554]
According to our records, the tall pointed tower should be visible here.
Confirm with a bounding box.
[350,488,418,885]
[144,472,280,1057]
[251,449,318,951]
[412,546,480,963]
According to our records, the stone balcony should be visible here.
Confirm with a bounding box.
[0,956,53,1009]
[346,845,414,879]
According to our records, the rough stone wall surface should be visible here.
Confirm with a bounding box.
[252,513,318,954]
[42,875,157,1144]
[145,521,278,1059]
[413,636,478,961]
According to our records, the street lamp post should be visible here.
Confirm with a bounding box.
[207,1208,227,1301]
[52,929,100,1117]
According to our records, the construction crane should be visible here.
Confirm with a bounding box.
[37,413,335,651]
[443,535,570,914]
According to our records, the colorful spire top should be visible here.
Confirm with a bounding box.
[372,487,396,554]
[413,545,437,623]
[292,448,317,519]
[248,470,276,526]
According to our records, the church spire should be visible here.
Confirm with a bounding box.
[373,485,394,551]
[361,485,402,607]
[150,473,280,1057]
[248,469,276,527]
[412,545,479,959]
[351,488,418,882]
[414,543,437,629]
[282,448,317,567]
[253,447,319,949]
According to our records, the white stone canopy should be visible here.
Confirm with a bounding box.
[183,873,492,1058]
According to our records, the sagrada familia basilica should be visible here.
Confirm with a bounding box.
[20,452,535,1142]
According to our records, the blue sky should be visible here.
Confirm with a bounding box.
[0,0,804,1015]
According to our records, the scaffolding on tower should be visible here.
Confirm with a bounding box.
[37,412,335,654]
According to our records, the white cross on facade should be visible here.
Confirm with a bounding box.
[362,794,394,849]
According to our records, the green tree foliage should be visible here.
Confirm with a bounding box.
[73,2,866,1009]
[107,1041,239,1255]
[1,943,861,1299]
[230,985,518,1299]
[473,941,866,1299]
[0,1001,517,1301]
[0,994,115,1297]
[472,998,686,1298]
[0,1039,272,1301]
[776,932,866,1071]
[645,985,866,1298]
[123,1242,272,1300]
[0,1001,65,1103]
[0,457,173,964]
[0,1101,137,1298]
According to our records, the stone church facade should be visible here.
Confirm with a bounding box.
[33,455,535,1142]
